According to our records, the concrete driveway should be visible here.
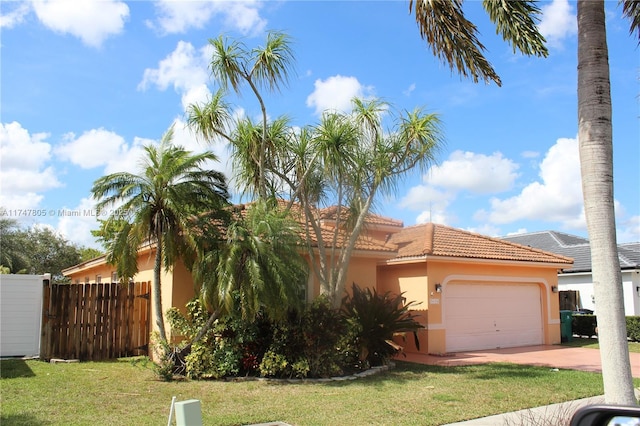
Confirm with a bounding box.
[401,345,640,377]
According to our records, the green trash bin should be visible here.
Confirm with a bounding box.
[560,310,573,342]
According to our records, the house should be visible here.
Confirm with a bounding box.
[501,231,640,316]
[63,210,573,355]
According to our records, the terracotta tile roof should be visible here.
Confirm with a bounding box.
[313,226,397,253]
[232,201,398,253]
[318,205,404,228]
[388,223,573,265]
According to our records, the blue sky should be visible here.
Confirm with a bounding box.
[1,0,638,250]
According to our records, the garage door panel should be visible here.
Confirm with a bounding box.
[445,283,543,352]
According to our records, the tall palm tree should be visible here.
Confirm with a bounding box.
[410,0,639,405]
[91,125,229,342]
[576,0,637,406]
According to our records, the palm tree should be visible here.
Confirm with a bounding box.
[189,33,444,308]
[576,0,637,406]
[295,98,444,306]
[410,0,639,405]
[193,199,307,323]
[189,31,295,199]
[91,125,229,342]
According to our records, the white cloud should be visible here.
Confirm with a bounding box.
[538,0,577,48]
[30,0,129,47]
[481,137,583,226]
[56,197,103,250]
[0,122,62,209]
[521,150,540,159]
[399,150,519,228]
[617,215,640,243]
[55,128,128,169]
[403,83,416,97]
[306,75,373,115]
[138,41,212,112]
[103,136,150,175]
[149,0,266,36]
[138,41,209,92]
[427,150,519,194]
[0,2,30,29]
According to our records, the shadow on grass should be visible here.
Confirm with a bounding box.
[0,359,36,379]
[310,361,553,390]
[0,413,51,425]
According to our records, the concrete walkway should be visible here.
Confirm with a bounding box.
[399,345,640,425]
[401,345,640,377]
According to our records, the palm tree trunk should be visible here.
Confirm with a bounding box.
[153,243,167,342]
[577,0,636,405]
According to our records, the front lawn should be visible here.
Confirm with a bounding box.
[3,357,634,426]
[563,337,640,353]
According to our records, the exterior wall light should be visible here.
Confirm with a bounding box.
[551,286,559,293]
[435,283,442,293]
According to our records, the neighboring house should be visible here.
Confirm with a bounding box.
[501,231,640,316]
[63,209,572,355]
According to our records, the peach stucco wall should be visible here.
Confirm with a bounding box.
[308,254,381,301]
[378,258,561,355]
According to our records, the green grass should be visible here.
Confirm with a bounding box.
[3,358,637,426]
[562,337,640,353]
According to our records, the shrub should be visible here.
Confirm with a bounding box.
[627,316,640,342]
[184,342,216,379]
[341,283,423,366]
[259,350,289,377]
[149,332,177,381]
[259,298,351,378]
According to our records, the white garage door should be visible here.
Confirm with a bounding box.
[0,275,44,357]
[445,282,543,352]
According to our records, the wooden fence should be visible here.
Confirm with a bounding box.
[40,281,151,361]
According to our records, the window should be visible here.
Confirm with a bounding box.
[84,276,90,284]
[111,272,118,283]
[75,279,80,284]
[96,274,102,283]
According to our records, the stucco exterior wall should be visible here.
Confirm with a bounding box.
[308,253,382,301]
[378,258,562,355]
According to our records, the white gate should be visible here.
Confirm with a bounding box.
[0,274,45,357]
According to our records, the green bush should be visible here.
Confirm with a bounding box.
[259,298,351,378]
[572,314,597,338]
[184,342,216,379]
[341,283,423,366]
[627,316,640,342]
[259,350,289,377]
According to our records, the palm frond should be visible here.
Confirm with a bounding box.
[209,35,246,93]
[483,0,548,57]
[409,0,501,85]
[250,31,296,93]
[186,89,232,142]
[621,0,640,42]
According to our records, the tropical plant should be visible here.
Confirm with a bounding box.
[409,0,639,405]
[187,198,308,352]
[91,125,229,342]
[188,31,295,199]
[341,283,423,366]
[285,99,443,307]
[189,32,445,308]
